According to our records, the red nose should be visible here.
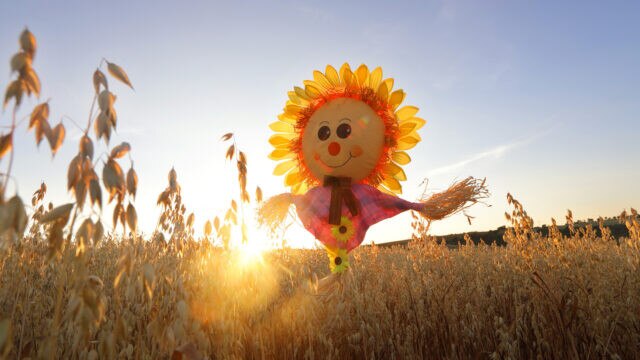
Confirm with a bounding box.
[328,142,341,156]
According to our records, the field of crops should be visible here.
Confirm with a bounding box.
[1,205,639,359]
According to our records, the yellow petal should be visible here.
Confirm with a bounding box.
[402,133,421,143]
[389,90,405,110]
[288,91,309,106]
[385,162,407,182]
[291,181,309,195]
[399,122,417,137]
[287,91,301,105]
[325,65,340,86]
[342,69,355,87]
[396,134,421,150]
[377,81,389,101]
[392,151,411,165]
[382,176,402,192]
[294,86,312,101]
[382,78,394,93]
[368,67,382,90]
[378,183,400,195]
[269,134,295,147]
[339,63,351,73]
[303,79,317,88]
[396,142,417,151]
[273,160,296,176]
[401,117,426,131]
[277,113,297,124]
[304,79,327,93]
[339,63,355,86]
[312,71,332,90]
[269,121,295,133]
[285,170,302,186]
[305,83,322,99]
[396,106,419,121]
[324,245,339,257]
[355,64,369,86]
[399,118,426,136]
[269,148,294,160]
[393,168,407,181]
[284,104,303,118]
[382,162,402,176]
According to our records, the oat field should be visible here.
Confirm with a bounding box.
[1,205,640,359]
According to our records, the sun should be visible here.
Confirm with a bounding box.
[236,242,266,268]
[268,63,425,195]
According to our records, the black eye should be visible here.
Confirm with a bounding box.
[317,125,331,141]
[337,123,351,139]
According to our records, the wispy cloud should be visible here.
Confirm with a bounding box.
[428,123,558,176]
[428,143,515,176]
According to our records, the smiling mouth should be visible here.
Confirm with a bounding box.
[318,154,353,169]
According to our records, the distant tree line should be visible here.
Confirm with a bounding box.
[375,217,633,248]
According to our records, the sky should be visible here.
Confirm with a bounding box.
[1,0,638,248]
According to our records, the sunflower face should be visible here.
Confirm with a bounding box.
[327,247,350,274]
[302,98,385,181]
[269,63,425,194]
[330,216,356,243]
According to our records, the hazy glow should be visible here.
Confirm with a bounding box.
[237,242,266,268]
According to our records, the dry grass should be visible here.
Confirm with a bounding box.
[1,204,639,359]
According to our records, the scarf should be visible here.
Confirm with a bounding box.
[323,175,360,225]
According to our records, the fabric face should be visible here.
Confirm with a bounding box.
[300,98,385,183]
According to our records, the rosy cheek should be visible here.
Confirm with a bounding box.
[314,152,320,161]
[351,145,363,157]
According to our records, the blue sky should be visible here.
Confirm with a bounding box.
[1,0,638,246]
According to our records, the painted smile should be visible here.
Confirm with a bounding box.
[317,154,353,169]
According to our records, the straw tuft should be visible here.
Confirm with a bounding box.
[419,177,489,223]
[257,193,294,235]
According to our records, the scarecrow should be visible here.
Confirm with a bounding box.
[260,64,487,280]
